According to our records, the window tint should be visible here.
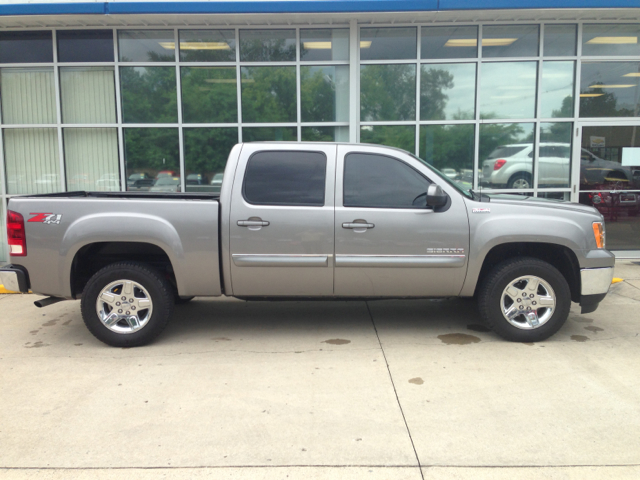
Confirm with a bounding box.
[57,30,114,62]
[0,31,53,64]
[344,153,431,208]
[487,145,528,159]
[243,151,326,206]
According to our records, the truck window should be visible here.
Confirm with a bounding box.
[344,153,431,209]
[243,151,326,206]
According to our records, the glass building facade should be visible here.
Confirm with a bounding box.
[2,21,640,259]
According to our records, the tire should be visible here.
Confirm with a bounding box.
[478,257,571,342]
[81,262,175,347]
[507,172,532,189]
[175,296,195,305]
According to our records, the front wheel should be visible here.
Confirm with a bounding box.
[478,257,571,342]
[81,262,175,347]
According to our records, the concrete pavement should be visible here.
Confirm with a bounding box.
[1,262,639,479]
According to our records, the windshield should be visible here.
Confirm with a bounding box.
[487,145,528,159]
[409,153,473,199]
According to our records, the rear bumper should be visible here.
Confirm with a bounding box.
[580,267,614,314]
[0,265,30,293]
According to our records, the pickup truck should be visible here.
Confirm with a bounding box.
[1,142,615,347]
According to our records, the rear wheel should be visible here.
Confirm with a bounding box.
[81,262,175,347]
[507,172,532,189]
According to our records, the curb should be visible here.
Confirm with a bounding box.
[0,285,24,294]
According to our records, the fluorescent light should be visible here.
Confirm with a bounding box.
[588,84,635,88]
[482,38,518,47]
[444,39,477,47]
[303,41,332,49]
[587,36,638,44]
[580,93,604,97]
[204,79,236,84]
[360,41,372,48]
[159,41,231,50]
[623,72,640,77]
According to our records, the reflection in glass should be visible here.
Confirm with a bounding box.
[300,29,349,61]
[360,27,417,60]
[0,31,53,64]
[538,122,572,188]
[0,68,56,124]
[360,64,415,121]
[479,123,535,189]
[580,62,640,118]
[184,128,237,193]
[421,63,476,121]
[57,30,114,62]
[61,67,116,124]
[301,126,349,142]
[118,30,175,62]
[64,128,120,191]
[480,62,537,119]
[482,25,539,58]
[124,128,180,192]
[583,24,640,57]
[538,192,570,200]
[360,125,415,153]
[181,67,237,123]
[540,61,574,118]
[241,66,296,123]
[120,67,177,123]
[4,128,60,195]
[179,30,236,62]
[0,203,6,262]
[243,127,297,142]
[419,124,474,191]
[421,26,478,59]
[239,29,296,62]
[301,65,349,122]
[543,25,576,57]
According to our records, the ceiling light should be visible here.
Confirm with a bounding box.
[589,84,635,88]
[580,93,604,97]
[623,72,640,77]
[303,41,332,49]
[587,36,638,44]
[482,38,518,47]
[360,41,372,48]
[159,41,231,50]
[444,39,477,47]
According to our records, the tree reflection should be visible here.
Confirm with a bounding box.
[120,67,177,123]
[420,68,455,120]
[360,65,416,121]
[181,67,237,123]
[241,67,296,122]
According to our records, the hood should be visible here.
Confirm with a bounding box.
[486,193,601,216]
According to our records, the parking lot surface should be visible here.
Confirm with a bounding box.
[1,262,639,479]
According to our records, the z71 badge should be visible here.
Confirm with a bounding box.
[28,213,63,225]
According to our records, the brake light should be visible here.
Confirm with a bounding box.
[493,159,507,170]
[592,222,605,249]
[7,210,27,256]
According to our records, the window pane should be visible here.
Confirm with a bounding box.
[360,27,417,60]
[242,127,297,142]
[538,192,570,200]
[124,128,180,192]
[64,128,120,191]
[540,61,574,119]
[1,68,56,124]
[300,29,349,61]
[421,63,476,121]
[360,125,415,153]
[538,122,572,188]
[482,25,539,58]
[480,123,535,189]
[344,153,430,208]
[120,67,177,123]
[480,62,537,119]
[543,24,576,57]
[583,24,640,57]
[360,64,416,121]
[239,29,296,62]
[4,128,60,195]
[301,65,349,122]
[179,29,236,62]
[580,62,640,118]
[0,31,53,64]
[118,30,175,62]
[241,66,296,123]
[181,67,237,123]
[57,30,114,63]
[419,124,474,191]
[184,128,237,193]
[60,67,116,124]
[421,26,478,59]
[243,151,326,206]
[301,126,349,142]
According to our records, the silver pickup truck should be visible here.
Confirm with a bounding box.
[1,142,615,347]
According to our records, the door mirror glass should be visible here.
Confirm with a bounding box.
[427,184,448,207]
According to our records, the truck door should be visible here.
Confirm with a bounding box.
[228,144,336,296]
[334,145,470,297]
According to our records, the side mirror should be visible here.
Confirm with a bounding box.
[427,184,448,208]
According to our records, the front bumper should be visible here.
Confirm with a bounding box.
[0,265,30,293]
[580,266,614,314]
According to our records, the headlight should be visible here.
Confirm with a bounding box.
[592,222,605,249]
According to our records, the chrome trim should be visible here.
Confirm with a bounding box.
[232,254,329,267]
[335,254,466,268]
[581,267,614,296]
[95,279,153,335]
[500,275,556,330]
[0,270,20,292]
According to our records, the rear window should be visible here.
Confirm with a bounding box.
[487,145,528,159]
[243,151,326,206]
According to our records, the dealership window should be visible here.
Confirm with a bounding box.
[60,67,117,124]
[421,26,478,60]
[543,25,577,57]
[302,126,349,142]
[239,29,296,62]
[118,30,175,62]
[580,62,640,118]
[181,67,237,123]
[419,124,475,190]
[360,27,417,60]
[64,128,120,191]
[360,125,415,153]
[120,67,178,123]
[540,61,575,119]
[482,25,539,58]
[421,63,476,121]
[57,30,114,63]
[360,64,416,122]
[183,128,238,193]
[123,128,180,192]
[582,24,640,57]
[479,123,535,190]
[0,31,53,64]
[1,68,56,124]
[300,29,349,61]
[301,66,349,123]
[480,62,538,119]
[242,127,297,142]
[179,30,236,62]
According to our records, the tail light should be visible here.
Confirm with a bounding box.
[7,210,27,256]
[493,159,507,170]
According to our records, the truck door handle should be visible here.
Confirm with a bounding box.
[342,222,374,229]
[237,220,270,227]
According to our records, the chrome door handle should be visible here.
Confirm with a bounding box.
[342,222,374,229]
[237,220,270,227]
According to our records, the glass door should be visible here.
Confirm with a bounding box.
[575,124,640,250]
